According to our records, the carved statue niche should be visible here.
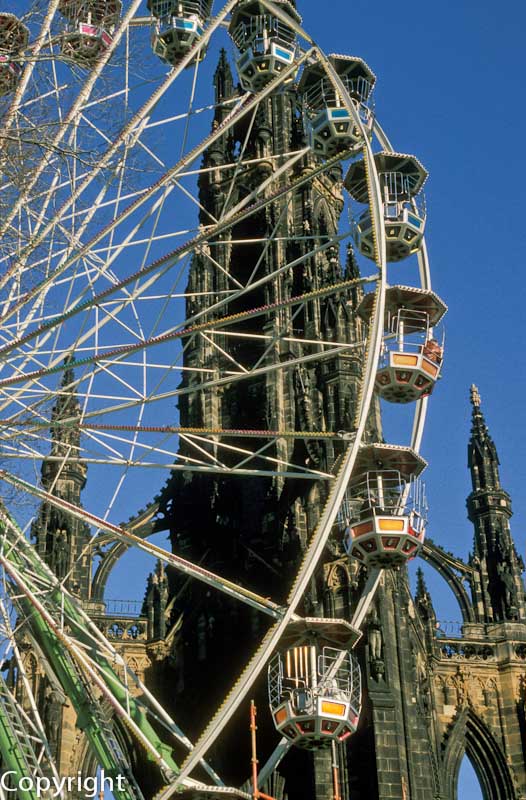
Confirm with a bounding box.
[367,608,384,681]
[279,512,302,569]
[324,561,351,618]
[43,683,67,756]
[417,669,431,716]
[52,527,70,580]
[293,365,323,465]
[496,559,519,620]
[144,561,169,641]
[443,678,459,707]
[481,679,497,709]
[21,652,40,709]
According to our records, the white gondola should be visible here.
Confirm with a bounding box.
[358,286,447,403]
[345,152,428,262]
[340,444,428,568]
[268,618,361,750]
[0,14,29,97]
[298,55,375,158]
[58,0,121,65]
[229,1,300,93]
[147,0,212,66]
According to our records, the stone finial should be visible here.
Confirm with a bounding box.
[470,384,481,408]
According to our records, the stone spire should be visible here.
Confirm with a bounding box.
[213,47,234,109]
[414,567,437,646]
[31,358,91,598]
[466,385,525,622]
[468,383,503,495]
[41,356,87,492]
[196,50,235,223]
[415,568,435,615]
[144,560,169,641]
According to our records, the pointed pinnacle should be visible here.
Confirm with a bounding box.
[469,384,488,439]
[60,353,75,387]
[415,566,428,598]
[215,47,229,72]
[470,384,481,408]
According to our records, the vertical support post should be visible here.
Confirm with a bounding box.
[251,700,259,800]
[377,473,385,510]
[351,567,382,631]
[398,318,405,352]
[331,741,341,800]
[310,645,317,693]
[250,701,278,800]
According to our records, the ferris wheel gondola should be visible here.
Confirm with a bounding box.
[58,0,122,64]
[0,13,29,95]
[298,54,376,157]
[345,151,428,262]
[357,285,447,402]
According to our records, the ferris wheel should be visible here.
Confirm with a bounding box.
[0,2,447,798]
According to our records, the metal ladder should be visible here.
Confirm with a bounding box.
[0,673,51,796]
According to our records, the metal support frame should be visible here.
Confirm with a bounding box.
[0,0,440,794]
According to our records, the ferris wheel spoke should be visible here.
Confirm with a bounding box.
[0,524,224,788]
[0,134,347,371]
[0,274,372,424]
[0,472,290,621]
[0,45,315,336]
[178,433,332,479]
[8,458,330,481]
[0,0,62,139]
[221,145,310,225]
[0,0,242,302]
[217,104,260,218]
[60,342,355,424]
[1,419,356,443]
[0,0,146,247]
[2,398,338,483]
[1,179,181,340]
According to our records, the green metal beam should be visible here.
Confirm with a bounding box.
[0,514,181,799]
[0,675,40,800]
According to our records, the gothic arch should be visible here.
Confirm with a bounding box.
[324,562,351,618]
[91,504,159,601]
[421,542,476,623]
[313,196,335,237]
[326,562,350,592]
[483,678,499,708]
[22,652,40,701]
[443,707,517,799]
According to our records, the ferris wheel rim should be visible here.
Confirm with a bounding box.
[0,1,441,794]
